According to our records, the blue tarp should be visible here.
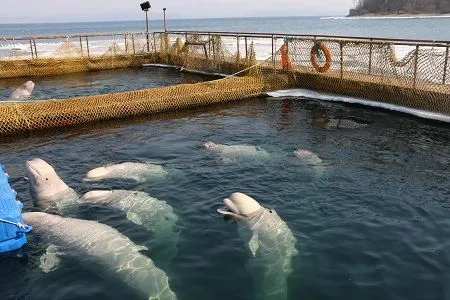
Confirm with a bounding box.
[0,164,31,253]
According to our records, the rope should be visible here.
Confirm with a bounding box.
[0,217,31,231]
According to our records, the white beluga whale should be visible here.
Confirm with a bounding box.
[294,149,323,166]
[217,192,298,300]
[25,158,78,213]
[10,80,35,100]
[79,190,179,265]
[23,212,177,300]
[203,141,269,161]
[84,162,167,183]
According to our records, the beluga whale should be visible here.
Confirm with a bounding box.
[217,192,298,300]
[25,158,78,214]
[83,162,167,183]
[10,80,35,100]
[79,190,180,265]
[203,141,269,161]
[294,149,323,166]
[23,212,177,300]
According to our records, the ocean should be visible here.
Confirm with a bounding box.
[1,16,450,40]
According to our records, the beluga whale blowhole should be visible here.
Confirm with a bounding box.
[23,212,177,300]
[218,192,298,300]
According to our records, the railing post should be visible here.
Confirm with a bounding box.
[413,44,419,88]
[79,36,83,56]
[131,33,136,55]
[272,35,275,68]
[85,36,90,58]
[245,36,248,60]
[368,39,373,75]
[29,39,34,59]
[153,33,156,52]
[340,41,343,79]
[33,38,38,58]
[124,33,128,54]
[236,35,240,61]
[443,43,449,85]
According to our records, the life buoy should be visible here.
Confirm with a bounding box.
[280,44,293,71]
[310,42,332,73]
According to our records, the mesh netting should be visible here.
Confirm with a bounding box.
[0,33,448,136]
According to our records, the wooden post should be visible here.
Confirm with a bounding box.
[340,42,343,79]
[443,43,449,85]
[131,33,136,55]
[368,39,373,75]
[413,45,419,88]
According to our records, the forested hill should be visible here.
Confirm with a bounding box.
[348,0,450,16]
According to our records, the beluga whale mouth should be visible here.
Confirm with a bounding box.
[217,192,263,221]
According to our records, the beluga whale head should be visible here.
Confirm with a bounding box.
[10,80,35,100]
[217,192,262,221]
[25,158,70,202]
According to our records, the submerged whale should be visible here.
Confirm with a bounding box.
[10,80,35,100]
[79,190,179,264]
[25,158,78,213]
[294,149,323,166]
[203,141,269,160]
[218,192,298,300]
[84,162,167,183]
[23,212,177,300]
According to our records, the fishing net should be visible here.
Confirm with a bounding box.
[0,33,448,136]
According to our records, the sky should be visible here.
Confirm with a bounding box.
[0,0,356,23]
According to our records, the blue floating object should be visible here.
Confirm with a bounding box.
[0,164,31,254]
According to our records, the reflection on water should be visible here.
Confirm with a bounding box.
[1,95,450,300]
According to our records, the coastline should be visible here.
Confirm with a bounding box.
[345,13,450,19]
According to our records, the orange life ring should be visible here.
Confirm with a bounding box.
[310,42,332,73]
[280,44,293,71]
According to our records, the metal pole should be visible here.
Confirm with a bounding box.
[272,35,275,68]
[340,42,343,79]
[236,35,240,61]
[124,33,128,54]
[86,36,90,58]
[443,43,449,85]
[245,36,248,60]
[79,36,83,56]
[413,45,419,88]
[29,39,34,59]
[163,8,167,32]
[368,39,373,75]
[153,33,156,52]
[145,10,150,52]
[131,33,136,55]
[33,38,38,58]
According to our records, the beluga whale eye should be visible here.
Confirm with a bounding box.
[46,178,49,181]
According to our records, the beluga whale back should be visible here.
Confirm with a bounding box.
[84,162,167,183]
[25,158,78,213]
[203,141,269,161]
[23,212,177,300]
[218,192,298,300]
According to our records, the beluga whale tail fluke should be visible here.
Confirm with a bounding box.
[218,192,298,300]
[22,212,177,300]
[10,80,35,100]
[25,158,78,214]
[83,162,167,183]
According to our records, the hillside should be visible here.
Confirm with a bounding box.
[348,0,450,16]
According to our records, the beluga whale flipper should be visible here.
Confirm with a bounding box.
[217,192,298,300]
[83,162,167,183]
[23,212,177,300]
[25,158,78,214]
[10,80,35,100]
[79,190,180,266]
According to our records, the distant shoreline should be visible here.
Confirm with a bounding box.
[347,13,450,18]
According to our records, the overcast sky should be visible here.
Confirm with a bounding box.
[0,0,356,23]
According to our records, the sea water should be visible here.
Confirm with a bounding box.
[0,85,449,299]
